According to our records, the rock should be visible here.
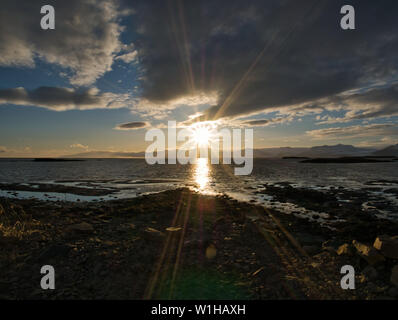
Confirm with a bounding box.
[352,240,385,265]
[165,227,182,232]
[143,227,165,240]
[373,235,398,259]
[205,244,217,260]
[391,265,398,287]
[69,222,94,233]
[303,245,320,255]
[358,274,367,284]
[337,243,354,256]
[362,265,378,281]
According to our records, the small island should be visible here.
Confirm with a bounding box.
[33,158,84,162]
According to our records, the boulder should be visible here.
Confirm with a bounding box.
[337,243,354,256]
[391,265,398,287]
[373,235,398,259]
[352,240,385,265]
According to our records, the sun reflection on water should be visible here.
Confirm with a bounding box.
[194,158,210,191]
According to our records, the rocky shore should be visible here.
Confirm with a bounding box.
[1,188,397,300]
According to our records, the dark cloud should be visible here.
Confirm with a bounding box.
[0,0,126,85]
[0,86,129,111]
[115,121,149,130]
[126,0,398,120]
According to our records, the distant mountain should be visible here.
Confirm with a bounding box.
[253,144,374,158]
[253,147,308,158]
[63,151,145,158]
[298,144,374,158]
[372,144,398,157]
[64,144,383,159]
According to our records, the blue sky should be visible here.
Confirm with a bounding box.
[1,0,398,157]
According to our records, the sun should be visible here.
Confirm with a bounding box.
[192,126,212,146]
[189,121,217,146]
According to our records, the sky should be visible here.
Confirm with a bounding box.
[0,0,398,157]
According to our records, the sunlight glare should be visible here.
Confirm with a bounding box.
[194,157,209,190]
[189,121,218,147]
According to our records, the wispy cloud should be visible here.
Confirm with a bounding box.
[70,143,89,150]
[306,123,398,140]
[313,84,398,124]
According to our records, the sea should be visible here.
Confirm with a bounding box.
[1,158,397,221]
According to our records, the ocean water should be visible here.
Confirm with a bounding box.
[1,158,398,187]
[0,158,398,221]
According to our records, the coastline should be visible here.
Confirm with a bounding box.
[1,188,397,299]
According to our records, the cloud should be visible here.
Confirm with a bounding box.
[0,146,32,155]
[132,93,218,119]
[70,143,89,150]
[306,123,398,140]
[0,0,128,86]
[116,51,138,63]
[241,119,269,126]
[0,86,130,111]
[114,121,149,130]
[238,116,295,127]
[314,84,398,124]
[125,0,398,120]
